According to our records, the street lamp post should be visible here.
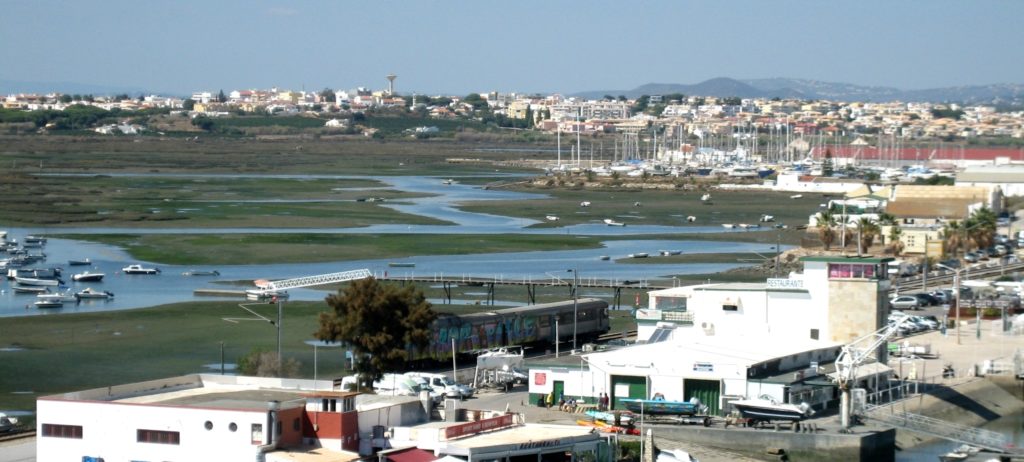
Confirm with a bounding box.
[936,262,982,345]
[568,266,579,351]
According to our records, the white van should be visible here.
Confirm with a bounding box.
[373,373,426,397]
[405,372,474,399]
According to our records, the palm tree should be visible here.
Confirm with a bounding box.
[942,220,964,257]
[857,217,880,254]
[877,212,897,226]
[887,225,905,256]
[816,210,837,250]
[968,207,998,250]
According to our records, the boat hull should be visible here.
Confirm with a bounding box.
[72,273,104,282]
[732,402,808,422]
[620,399,701,416]
[15,277,59,286]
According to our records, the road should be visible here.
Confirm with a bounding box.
[0,438,34,462]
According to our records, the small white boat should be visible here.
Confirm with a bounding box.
[545,215,559,221]
[15,276,60,286]
[604,219,626,227]
[68,258,92,266]
[182,269,220,276]
[72,271,105,282]
[790,194,803,199]
[245,290,289,301]
[580,201,591,207]
[122,264,160,275]
[75,287,114,300]
[938,445,979,462]
[12,284,48,294]
[731,396,813,423]
[722,224,736,229]
[629,253,649,259]
[759,214,775,222]
[738,223,760,229]
[34,293,65,309]
[660,250,682,256]
[442,179,454,185]
[700,193,712,203]
[686,216,696,222]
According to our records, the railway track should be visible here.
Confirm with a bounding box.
[0,429,35,443]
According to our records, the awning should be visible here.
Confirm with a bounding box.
[827,362,893,381]
[384,448,438,462]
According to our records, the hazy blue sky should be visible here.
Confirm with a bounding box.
[2,0,1021,95]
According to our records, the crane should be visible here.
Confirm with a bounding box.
[228,268,372,376]
[835,316,912,429]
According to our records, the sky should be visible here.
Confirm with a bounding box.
[1,0,1022,96]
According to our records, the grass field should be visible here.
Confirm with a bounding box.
[0,282,645,425]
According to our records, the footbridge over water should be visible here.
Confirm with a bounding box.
[378,273,670,308]
[863,403,1022,455]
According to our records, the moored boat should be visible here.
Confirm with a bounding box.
[68,258,92,266]
[75,287,114,300]
[15,276,61,286]
[629,253,649,259]
[722,224,736,229]
[122,264,160,275]
[182,269,220,276]
[72,271,105,282]
[603,219,626,227]
[34,293,65,309]
[12,284,49,294]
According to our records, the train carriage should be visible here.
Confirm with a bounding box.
[416,298,610,360]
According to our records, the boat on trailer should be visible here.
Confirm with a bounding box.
[730,396,814,424]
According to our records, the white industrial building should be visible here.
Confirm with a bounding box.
[529,255,896,415]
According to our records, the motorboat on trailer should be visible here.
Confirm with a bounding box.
[620,396,708,418]
[730,395,814,424]
[72,271,105,282]
[122,264,160,275]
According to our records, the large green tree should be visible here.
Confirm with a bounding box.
[316,277,437,388]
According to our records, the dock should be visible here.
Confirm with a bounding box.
[380,273,664,308]
[193,289,248,297]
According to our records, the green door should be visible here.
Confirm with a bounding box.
[553,380,565,403]
[610,375,646,410]
[684,379,721,416]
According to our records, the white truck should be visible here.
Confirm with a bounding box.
[405,372,474,399]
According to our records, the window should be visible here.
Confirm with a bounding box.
[655,296,688,311]
[137,429,180,445]
[229,422,238,432]
[293,418,301,431]
[251,423,263,445]
[810,329,819,340]
[828,263,875,279]
[204,421,213,430]
[722,304,738,311]
[41,423,82,439]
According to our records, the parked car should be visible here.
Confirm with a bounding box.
[890,295,921,310]
[964,252,980,263]
[910,315,940,330]
[405,372,474,399]
[929,290,950,304]
[912,293,939,307]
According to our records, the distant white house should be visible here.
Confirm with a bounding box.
[94,123,145,135]
[325,119,348,128]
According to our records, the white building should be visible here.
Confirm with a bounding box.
[37,374,365,462]
[530,256,895,415]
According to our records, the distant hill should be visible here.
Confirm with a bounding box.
[0,79,153,96]
[574,77,1024,104]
